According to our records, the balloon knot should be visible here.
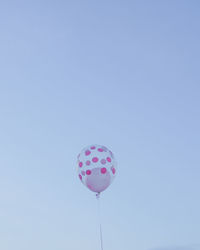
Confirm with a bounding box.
[96,192,100,199]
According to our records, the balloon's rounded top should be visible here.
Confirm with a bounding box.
[77,144,117,193]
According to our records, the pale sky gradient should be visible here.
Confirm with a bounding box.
[0,1,200,250]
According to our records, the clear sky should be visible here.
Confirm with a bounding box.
[0,1,200,250]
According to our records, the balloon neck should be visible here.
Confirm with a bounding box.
[96,192,101,199]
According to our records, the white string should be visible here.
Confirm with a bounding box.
[96,193,104,250]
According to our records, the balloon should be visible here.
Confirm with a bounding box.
[77,145,117,193]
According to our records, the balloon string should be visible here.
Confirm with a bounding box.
[96,193,104,250]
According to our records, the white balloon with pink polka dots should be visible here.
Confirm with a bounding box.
[77,145,117,193]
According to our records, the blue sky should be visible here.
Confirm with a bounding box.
[0,1,200,250]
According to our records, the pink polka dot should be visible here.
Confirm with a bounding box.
[87,184,92,190]
[85,150,91,156]
[112,167,116,174]
[107,157,111,162]
[79,162,83,167]
[86,170,91,175]
[101,168,107,174]
[86,160,91,166]
[79,174,82,180]
[92,157,99,163]
[90,146,96,150]
[98,148,104,152]
[81,171,85,176]
[101,159,106,165]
